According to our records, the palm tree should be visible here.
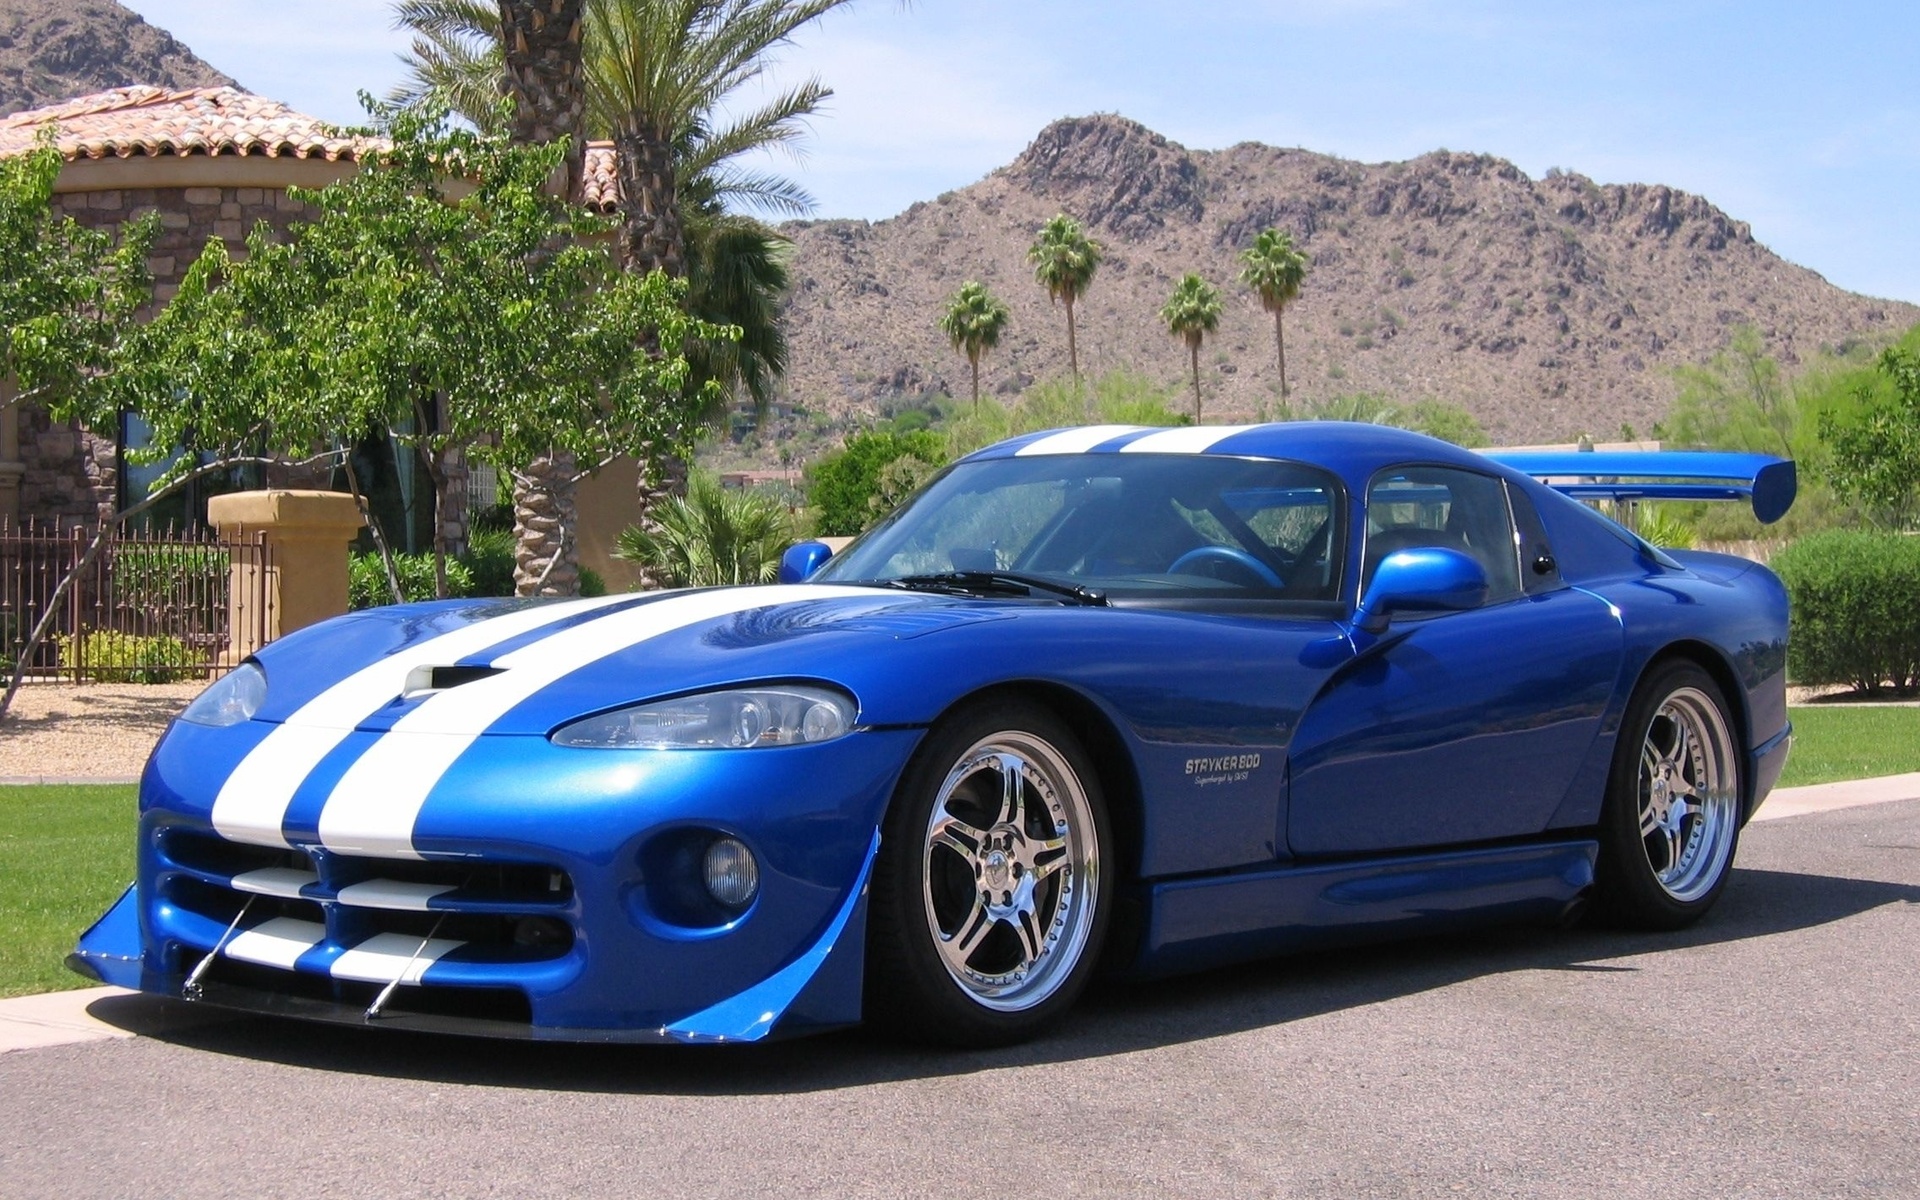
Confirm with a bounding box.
[394,0,844,581]
[1027,213,1102,408]
[938,280,1010,411]
[1160,273,1222,424]
[1237,227,1310,398]
[614,470,795,586]
[499,0,587,597]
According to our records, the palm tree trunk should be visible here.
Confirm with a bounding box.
[1276,305,1290,399]
[499,0,587,596]
[512,452,580,596]
[969,351,981,412]
[1065,293,1084,415]
[1189,339,1202,424]
[497,1,586,200]
[615,128,685,279]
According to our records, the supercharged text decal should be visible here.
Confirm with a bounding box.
[1185,752,1261,787]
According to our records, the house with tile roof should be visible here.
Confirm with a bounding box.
[0,85,639,584]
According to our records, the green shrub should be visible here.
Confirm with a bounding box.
[349,552,475,609]
[1771,530,1920,694]
[579,567,607,597]
[617,472,794,587]
[56,630,199,683]
[805,430,945,537]
[1635,504,1697,549]
[459,527,516,598]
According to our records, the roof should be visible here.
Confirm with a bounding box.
[0,85,624,209]
[0,86,369,163]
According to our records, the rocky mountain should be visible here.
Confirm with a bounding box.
[779,115,1918,444]
[0,0,233,116]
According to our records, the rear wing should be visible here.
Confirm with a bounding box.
[1483,451,1796,525]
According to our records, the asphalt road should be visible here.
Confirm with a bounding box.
[3,800,1916,1200]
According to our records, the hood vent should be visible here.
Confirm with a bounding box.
[402,664,505,700]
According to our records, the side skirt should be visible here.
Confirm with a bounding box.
[1133,839,1598,978]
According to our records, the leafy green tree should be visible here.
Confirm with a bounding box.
[1822,346,1920,527]
[1027,213,1103,403]
[1665,326,1802,458]
[615,469,795,585]
[1160,273,1222,423]
[939,280,1010,411]
[1237,227,1309,397]
[139,104,728,598]
[805,429,944,536]
[1283,393,1486,447]
[1,139,154,444]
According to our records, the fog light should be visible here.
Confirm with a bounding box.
[702,837,759,910]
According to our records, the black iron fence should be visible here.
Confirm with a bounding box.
[0,524,273,683]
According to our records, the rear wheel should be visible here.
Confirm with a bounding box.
[1594,660,1743,929]
[866,698,1110,1045]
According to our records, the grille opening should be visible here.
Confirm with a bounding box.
[403,664,505,698]
[166,875,324,927]
[161,829,303,878]
[326,856,572,905]
[328,908,574,961]
[190,955,533,1024]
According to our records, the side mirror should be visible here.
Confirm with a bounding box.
[1355,547,1489,634]
[778,540,834,584]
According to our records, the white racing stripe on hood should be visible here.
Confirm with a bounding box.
[1012,425,1148,456]
[316,585,882,859]
[1117,425,1253,454]
[210,594,632,848]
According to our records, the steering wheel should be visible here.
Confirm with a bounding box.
[1167,545,1285,588]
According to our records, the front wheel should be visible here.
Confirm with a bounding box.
[865,698,1111,1045]
[1593,660,1744,929]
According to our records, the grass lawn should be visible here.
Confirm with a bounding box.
[1780,704,1920,788]
[0,785,137,999]
[0,705,1914,999]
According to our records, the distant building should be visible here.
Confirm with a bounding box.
[0,86,639,584]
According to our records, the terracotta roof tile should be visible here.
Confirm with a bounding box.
[582,141,618,211]
[2,87,625,211]
[0,86,372,163]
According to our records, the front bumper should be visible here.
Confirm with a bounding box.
[74,720,923,1042]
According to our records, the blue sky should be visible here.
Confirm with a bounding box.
[131,1,1920,304]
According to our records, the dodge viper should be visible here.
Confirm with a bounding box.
[71,421,1796,1045]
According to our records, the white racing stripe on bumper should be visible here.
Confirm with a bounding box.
[222,917,326,970]
[1013,425,1149,456]
[330,933,465,985]
[1117,424,1254,454]
[210,594,632,849]
[317,585,882,858]
[335,879,456,911]
[229,868,319,898]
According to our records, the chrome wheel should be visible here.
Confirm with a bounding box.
[1637,686,1739,903]
[921,731,1100,1012]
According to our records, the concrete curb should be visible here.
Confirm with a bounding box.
[1750,771,1920,823]
[0,987,138,1053]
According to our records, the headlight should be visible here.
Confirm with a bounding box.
[551,685,856,749]
[179,662,267,727]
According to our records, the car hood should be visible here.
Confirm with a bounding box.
[250,585,1018,735]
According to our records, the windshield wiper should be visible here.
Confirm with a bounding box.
[885,571,1108,607]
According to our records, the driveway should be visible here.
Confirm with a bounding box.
[2,799,1916,1199]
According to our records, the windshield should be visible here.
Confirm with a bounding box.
[817,453,1345,602]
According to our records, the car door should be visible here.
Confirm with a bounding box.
[1285,467,1624,857]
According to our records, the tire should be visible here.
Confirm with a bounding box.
[865,697,1112,1046]
[1593,659,1744,930]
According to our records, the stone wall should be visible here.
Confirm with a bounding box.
[16,182,321,529]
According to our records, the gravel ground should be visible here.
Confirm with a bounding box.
[0,682,206,778]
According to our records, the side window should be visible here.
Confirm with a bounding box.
[1504,482,1564,593]
[1364,466,1522,602]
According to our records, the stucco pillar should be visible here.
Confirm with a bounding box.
[208,490,364,657]
[0,377,23,530]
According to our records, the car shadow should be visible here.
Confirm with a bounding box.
[86,865,1920,1095]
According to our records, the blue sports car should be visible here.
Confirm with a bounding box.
[72,422,1796,1045]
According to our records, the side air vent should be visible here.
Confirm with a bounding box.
[403,664,505,698]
